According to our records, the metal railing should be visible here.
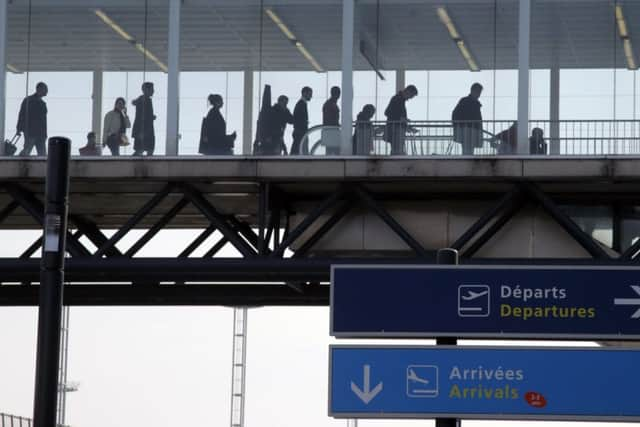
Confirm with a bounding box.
[1,413,32,427]
[299,120,640,156]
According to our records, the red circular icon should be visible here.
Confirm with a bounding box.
[525,391,547,408]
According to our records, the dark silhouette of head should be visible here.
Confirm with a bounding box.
[35,82,48,97]
[87,131,96,145]
[301,86,313,101]
[208,94,223,108]
[362,104,376,120]
[142,82,154,97]
[330,86,341,100]
[403,85,418,100]
[470,82,483,99]
[277,95,289,108]
[114,97,126,111]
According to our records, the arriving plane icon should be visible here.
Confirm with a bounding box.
[407,368,430,385]
[406,365,438,397]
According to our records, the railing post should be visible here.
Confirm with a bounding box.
[341,0,355,156]
[550,62,561,154]
[517,0,531,155]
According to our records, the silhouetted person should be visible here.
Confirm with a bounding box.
[452,82,483,155]
[491,122,517,155]
[353,104,376,155]
[383,85,418,155]
[103,97,131,156]
[17,82,48,156]
[79,131,101,156]
[291,86,312,155]
[322,86,341,154]
[199,94,236,155]
[529,127,547,155]
[264,95,294,155]
[132,82,156,156]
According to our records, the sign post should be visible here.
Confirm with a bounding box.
[33,137,71,427]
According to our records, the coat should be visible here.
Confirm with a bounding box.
[102,110,131,145]
[322,99,340,126]
[131,95,155,140]
[452,95,483,147]
[384,92,407,144]
[17,94,47,139]
[292,99,309,136]
[199,108,234,155]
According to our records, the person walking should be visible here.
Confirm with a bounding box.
[383,85,418,155]
[452,82,484,155]
[199,94,236,155]
[102,97,131,156]
[353,104,376,155]
[322,86,341,154]
[17,82,48,156]
[291,86,312,155]
[264,95,294,155]
[131,82,156,156]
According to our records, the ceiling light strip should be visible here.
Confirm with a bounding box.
[264,8,324,73]
[436,6,480,72]
[615,5,638,70]
[94,9,168,73]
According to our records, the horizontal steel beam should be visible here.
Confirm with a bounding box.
[0,284,329,306]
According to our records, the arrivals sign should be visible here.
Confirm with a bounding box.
[331,265,640,339]
[329,345,640,421]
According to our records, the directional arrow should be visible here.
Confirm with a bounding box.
[350,364,383,404]
[614,285,640,318]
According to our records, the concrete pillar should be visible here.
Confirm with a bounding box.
[243,70,254,155]
[395,69,405,93]
[91,71,103,144]
[550,63,560,154]
[517,0,531,154]
[0,0,7,151]
[341,0,355,155]
[165,0,181,156]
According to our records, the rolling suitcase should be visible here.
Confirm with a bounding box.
[2,134,20,156]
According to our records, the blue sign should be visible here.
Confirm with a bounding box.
[330,345,640,421]
[331,265,640,339]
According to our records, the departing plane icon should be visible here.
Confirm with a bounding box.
[461,289,489,301]
[407,368,430,385]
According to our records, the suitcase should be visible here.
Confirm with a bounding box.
[2,134,20,156]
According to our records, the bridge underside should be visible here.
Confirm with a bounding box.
[1,158,639,306]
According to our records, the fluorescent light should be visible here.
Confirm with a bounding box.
[436,6,479,72]
[94,9,168,73]
[623,39,637,70]
[264,8,324,72]
[6,64,20,73]
[614,4,638,70]
[616,5,629,38]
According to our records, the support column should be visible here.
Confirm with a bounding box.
[91,71,103,144]
[395,69,405,93]
[165,0,181,156]
[243,70,254,155]
[517,0,531,154]
[0,0,7,152]
[341,0,355,155]
[550,63,560,154]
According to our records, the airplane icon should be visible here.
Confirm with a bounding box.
[407,368,430,385]
[458,285,490,317]
[461,289,489,301]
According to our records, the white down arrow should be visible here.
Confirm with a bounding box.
[350,364,383,404]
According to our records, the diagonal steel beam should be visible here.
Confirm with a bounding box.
[271,187,345,258]
[451,187,522,251]
[93,183,174,258]
[463,194,527,258]
[180,183,256,258]
[621,239,640,261]
[203,236,229,258]
[4,183,90,257]
[293,200,353,259]
[0,200,19,225]
[178,225,216,258]
[519,182,610,259]
[70,214,122,257]
[258,182,269,255]
[124,197,190,257]
[227,215,260,251]
[20,236,43,259]
[353,184,428,257]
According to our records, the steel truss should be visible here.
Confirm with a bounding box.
[0,180,636,306]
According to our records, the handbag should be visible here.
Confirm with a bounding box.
[119,134,130,146]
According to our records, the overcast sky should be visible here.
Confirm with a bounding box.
[1,64,640,426]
